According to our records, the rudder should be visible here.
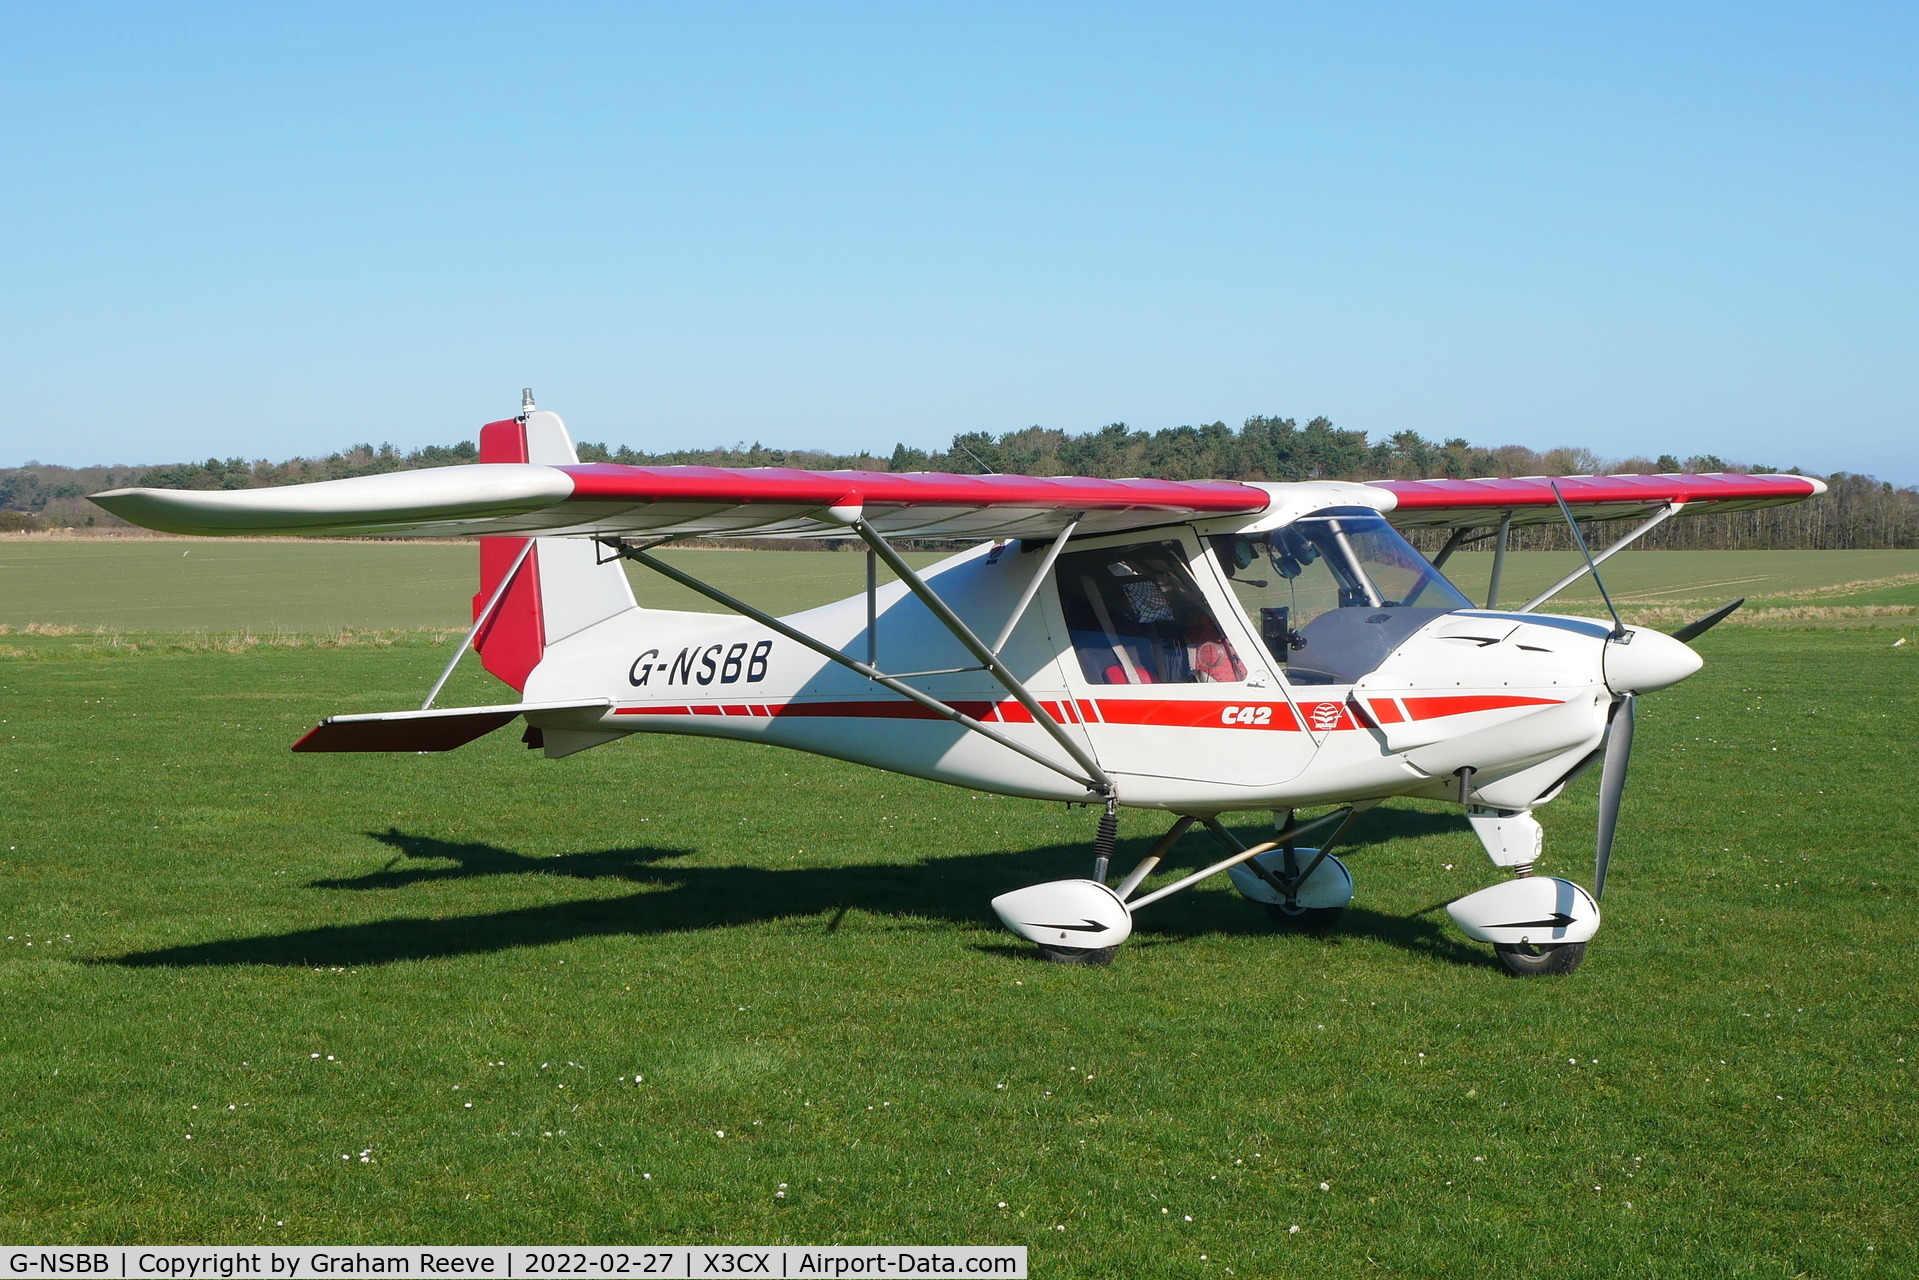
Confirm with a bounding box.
[472,409,637,692]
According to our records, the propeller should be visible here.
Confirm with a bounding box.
[1543,493,1740,902]
[1671,597,1745,643]
[1582,597,1740,898]
[1592,693,1634,900]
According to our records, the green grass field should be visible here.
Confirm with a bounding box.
[2,540,1915,1276]
[5,538,1915,633]
[0,540,952,632]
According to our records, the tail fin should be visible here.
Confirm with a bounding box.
[472,410,637,691]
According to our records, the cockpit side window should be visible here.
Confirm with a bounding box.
[1057,541,1246,685]
[1210,508,1470,685]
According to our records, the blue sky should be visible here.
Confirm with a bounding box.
[4,2,1914,483]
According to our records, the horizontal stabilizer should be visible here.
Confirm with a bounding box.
[291,698,612,753]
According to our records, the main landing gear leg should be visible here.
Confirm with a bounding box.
[1090,800,1119,885]
[990,807,1370,966]
[1030,810,1188,966]
[1208,812,1358,928]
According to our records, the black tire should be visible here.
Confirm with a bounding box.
[1036,944,1118,966]
[1264,904,1345,930]
[1494,941,1587,977]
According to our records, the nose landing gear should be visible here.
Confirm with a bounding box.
[1451,807,1601,976]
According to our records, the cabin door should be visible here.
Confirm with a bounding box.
[1043,532,1322,789]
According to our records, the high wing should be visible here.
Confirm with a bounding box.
[91,412,1824,541]
[91,440,1268,543]
[1367,473,1825,529]
[91,465,1827,541]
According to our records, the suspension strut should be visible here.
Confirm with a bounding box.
[1091,799,1119,884]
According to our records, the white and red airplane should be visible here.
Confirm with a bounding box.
[92,395,1824,974]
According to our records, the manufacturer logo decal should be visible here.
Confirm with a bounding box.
[1305,702,1343,732]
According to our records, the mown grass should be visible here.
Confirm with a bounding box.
[3,540,1917,1274]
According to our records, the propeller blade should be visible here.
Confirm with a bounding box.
[1671,597,1746,644]
[1593,694,1635,900]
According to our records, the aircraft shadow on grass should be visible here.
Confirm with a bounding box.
[105,807,1489,971]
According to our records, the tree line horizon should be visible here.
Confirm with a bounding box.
[3,415,1912,549]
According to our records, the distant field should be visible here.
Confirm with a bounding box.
[1443,548,1919,627]
[3,537,1915,633]
[0,540,945,631]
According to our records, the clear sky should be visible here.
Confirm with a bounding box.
[4,2,1914,483]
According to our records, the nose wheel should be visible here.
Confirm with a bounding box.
[1493,940,1588,976]
[1035,943,1119,966]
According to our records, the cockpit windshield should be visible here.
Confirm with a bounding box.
[1211,507,1470,685]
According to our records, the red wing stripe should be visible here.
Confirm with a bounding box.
[1368,698,1406,724]
[1371,473,1822,509]
[560,465,1268,515]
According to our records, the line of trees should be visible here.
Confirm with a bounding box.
[4,418,1914,549]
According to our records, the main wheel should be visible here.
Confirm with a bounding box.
[1036,943,1118,966]
[1264,903,1345,930]
[1494,941,1587,977]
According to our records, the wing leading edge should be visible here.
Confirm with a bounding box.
[1369,473,1826,529]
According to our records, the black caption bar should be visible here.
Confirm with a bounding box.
[2,1250,1024,1280]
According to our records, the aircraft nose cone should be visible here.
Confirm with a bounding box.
[1603,627,1703,694]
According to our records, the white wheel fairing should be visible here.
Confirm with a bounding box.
[991,879,1134,949]
[1226,850,1354,910]
[1446,877,1600,947]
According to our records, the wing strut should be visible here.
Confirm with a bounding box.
[421,538,534,710]
[600,537,1112,798]
[1486,510,1513,608]
[1518,501,1684,614]
[990,518,1081,655]
[849,519,1113,795]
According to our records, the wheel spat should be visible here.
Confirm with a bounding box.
[1593,693,1635,901]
